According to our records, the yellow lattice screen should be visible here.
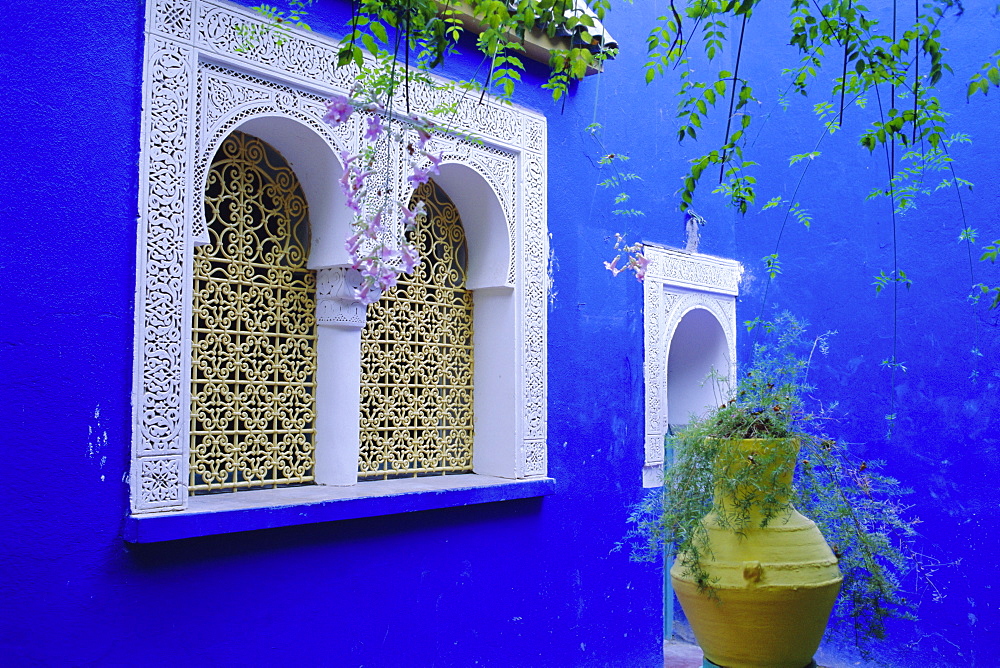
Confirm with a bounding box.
[190,131,317,493]
[359,180,475,479]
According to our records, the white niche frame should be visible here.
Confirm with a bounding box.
[131,0,549,513]
[642,244,742,488]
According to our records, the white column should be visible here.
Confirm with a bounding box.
[313,267,368,486]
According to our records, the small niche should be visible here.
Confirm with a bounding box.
[666,307,731,433]
[641,244,740,489]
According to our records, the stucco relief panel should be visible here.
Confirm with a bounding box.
[133,35,197,510]
[151,0,193,40]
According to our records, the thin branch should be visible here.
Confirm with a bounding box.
[872,81,900,435]
[912,0,920,144]
[838,0,852,125]
[719,12,749,183]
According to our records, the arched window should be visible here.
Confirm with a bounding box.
[190,131,317,493]
[358,179,475,479]
[130,4,551,521]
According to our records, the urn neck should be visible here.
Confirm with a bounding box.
[710,438,800,525]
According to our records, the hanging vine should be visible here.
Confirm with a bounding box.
[643,0,997,433]
[239,0,621,297]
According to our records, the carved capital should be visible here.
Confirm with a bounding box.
[316,267,371,328]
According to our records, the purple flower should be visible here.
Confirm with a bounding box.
[356,280,373,303]
[324,95,354,127]
[368,211,384,236]
[372,249,398,282]
[632,254,650,282]
[344,187,362,214]
[400,200,426,228]
[380,268,398,289]
[339,168,353,198]
[353,171,369,191]
[365,115,384,143]
[344,232,363,255]
[415,127,431,149]
[408,167,431,188]
[400,243,420,274]
[424,151,443,176]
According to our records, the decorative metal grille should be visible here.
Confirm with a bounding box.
[190,131,317,493]
[359,180,475,479]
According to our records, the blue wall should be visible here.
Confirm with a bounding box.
[543,1,1000,665]
[4,0,997,666]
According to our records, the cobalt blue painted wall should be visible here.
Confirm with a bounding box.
[1,1,670,666]
[543,2,1000,665]
[6,1,995,665]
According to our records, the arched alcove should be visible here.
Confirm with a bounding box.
[432,161,511,290]
[192,130,318,492]
[641,245,741,489]
[666,307,731,431]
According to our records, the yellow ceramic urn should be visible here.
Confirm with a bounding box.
[670,439,843,668]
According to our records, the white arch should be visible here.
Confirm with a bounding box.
[640,245,742,488]
[416,167,519,478]
[206,113,350,268]
[432,161,512,290]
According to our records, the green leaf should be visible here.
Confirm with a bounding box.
[337,46,355,68]
[370,21,387,44]
[360,32,378,56]
[762,196,783,211]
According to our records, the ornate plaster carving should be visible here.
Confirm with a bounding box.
[315,268,367,328]
[642,244,741,488]
[133,0,548,512]
[523,439,546,477]
[645,245,741,296]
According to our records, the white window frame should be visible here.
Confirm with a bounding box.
[130,0,549,520]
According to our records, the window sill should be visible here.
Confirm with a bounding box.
[124,474,556,543]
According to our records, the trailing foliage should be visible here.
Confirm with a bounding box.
[643,0,998,303]
[586,122,651,280]
[625,312,918,652]
[246,0,617,103]
[245,1,998,309]
[237,1,621,298]
[644,0,962,206]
